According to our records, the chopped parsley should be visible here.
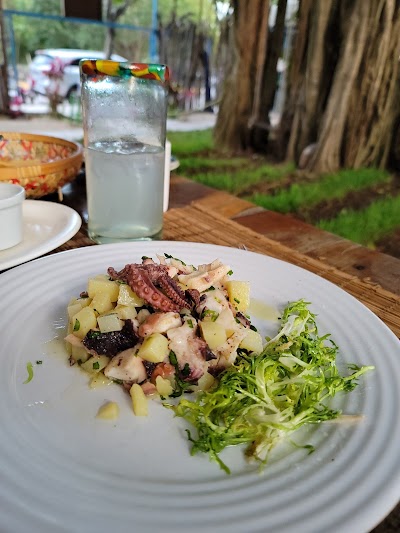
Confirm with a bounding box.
[201,309,219,322]
[227,270,233,275]
[164,253,187,266]
[169,351,193,397]
[187,319,194,328]
[86,330,101,339]
[92,361,100,370]
[73,319,80,331]
[23,362,34,384]
[234,298,241,304]
[181,363,191,377]
[36,360,43,365]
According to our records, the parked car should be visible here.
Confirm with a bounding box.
[28,49,128,99]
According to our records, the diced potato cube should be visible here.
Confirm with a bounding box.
[239,329,263,353]
[155,375,173,396]
[137,309,150,324]
[130,383,148,416]
[78,297,91,308]
[71,307,97,339]
[67,302,84,321]
[215,308,238,337]
[88,277,119,302]
[89,293,113,315]
[138,333,169,363]
[89,374,112,389]
[65,339,72,356]
[193,372,215,392]
[199,321,227,350]
[114,304,137,321]
[117,284,145,307]
[226,281,250,312]
[71,344,90,364]
[69,296,91,307]
[97,313,123,333]
[96,401,119,420]
[68,298,92,321]
[81,355,110,374]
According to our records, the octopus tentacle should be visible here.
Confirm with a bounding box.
[108,262,195,312]
[142,263,169,277]
[108,265,180,312]
[108,266,121,280]
[158,276,189,309]
[185,289,201,308]
[130,267,180,313]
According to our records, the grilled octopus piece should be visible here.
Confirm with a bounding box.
[108,262,200,313]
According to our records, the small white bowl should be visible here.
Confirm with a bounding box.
[0,183,25,251]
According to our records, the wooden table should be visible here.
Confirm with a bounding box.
[18,173,400,530]
[57,173,400,339]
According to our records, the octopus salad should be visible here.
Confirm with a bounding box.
[65,254,262,414]
[64,253,372,472]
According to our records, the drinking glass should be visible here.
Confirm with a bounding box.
[80,60,169,243]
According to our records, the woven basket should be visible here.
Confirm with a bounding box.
[0,132,83,198]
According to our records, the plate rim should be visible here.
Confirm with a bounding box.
[0,199,82,271]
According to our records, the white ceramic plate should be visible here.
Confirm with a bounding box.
[0,200,81,271]
[0,242,399,533]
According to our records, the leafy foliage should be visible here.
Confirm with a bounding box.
[8,0,105,61]
[7,0,218,63]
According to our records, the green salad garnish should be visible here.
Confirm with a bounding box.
[171,300,374,473]
[23,362,34,384]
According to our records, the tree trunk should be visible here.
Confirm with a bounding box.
[0,0,10,114]
[279,0,400,172]
[214,0,270,152]
[104,0,132,59]
[342,0,400,169]
[252,0,287,151]
[104,27,116,59]
[279,0,338,163]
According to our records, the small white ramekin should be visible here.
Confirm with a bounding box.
[0,183,25,251]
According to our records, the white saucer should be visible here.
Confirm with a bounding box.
[0,200,81,271]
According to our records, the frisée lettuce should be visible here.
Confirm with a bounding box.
[171,300,374,473]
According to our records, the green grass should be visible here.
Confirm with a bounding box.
[178,156,250,173]
[247,168,391,213]
[318,195,400,247]
[188,162,295,195]
[169,128,294,194]
[167,129,214,156]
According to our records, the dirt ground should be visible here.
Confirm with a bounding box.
[376,229,400,258]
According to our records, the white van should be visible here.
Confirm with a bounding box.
[28,48,128,99]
